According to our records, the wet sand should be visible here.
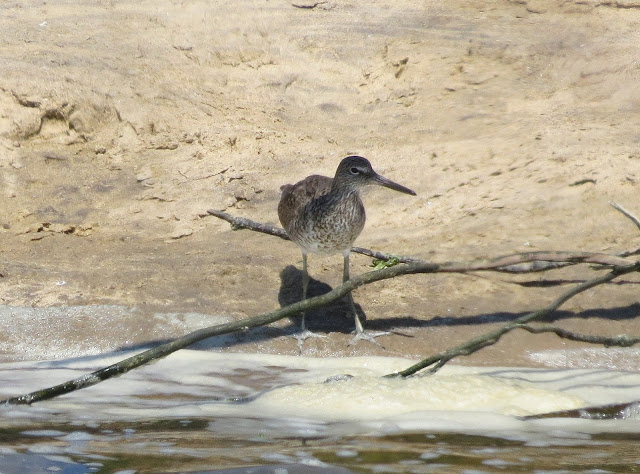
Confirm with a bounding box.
[1,0,640,366]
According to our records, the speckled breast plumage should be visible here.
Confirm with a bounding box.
[278,175,366,255]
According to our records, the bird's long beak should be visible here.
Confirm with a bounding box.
[373,174,416,196]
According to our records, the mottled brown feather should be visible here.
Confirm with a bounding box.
[278,174,333,232]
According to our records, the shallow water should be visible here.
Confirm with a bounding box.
[2,348,640,472]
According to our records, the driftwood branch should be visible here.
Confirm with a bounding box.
[610,201,640,258]
[515,324,640,347]
[524,399,640,420]
[610,201,640,232]
[207,209,290,241]
[207,209,633,270]
[209,208,638,273]
[206,209,422,264]
[388,264,640,377]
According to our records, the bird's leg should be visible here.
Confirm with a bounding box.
[342,252,360,326]
[343,251,390,347]
[293,252,326,352]
[300,252,309,331]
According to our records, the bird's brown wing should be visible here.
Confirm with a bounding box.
[278,174,333,231]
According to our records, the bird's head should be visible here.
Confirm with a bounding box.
[333,155,416,196]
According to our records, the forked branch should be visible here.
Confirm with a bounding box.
[206,208,636,271]
[387,263,640,377]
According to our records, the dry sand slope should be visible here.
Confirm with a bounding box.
[0,0,639,363]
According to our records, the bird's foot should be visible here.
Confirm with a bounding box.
[292,329,327,353]
[348,330,390,348]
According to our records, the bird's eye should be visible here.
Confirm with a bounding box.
[350,167,360,175]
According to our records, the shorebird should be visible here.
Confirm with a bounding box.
[278,155,416,346]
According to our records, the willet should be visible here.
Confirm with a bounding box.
[278,155,416,346]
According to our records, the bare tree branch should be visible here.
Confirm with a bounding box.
[205,209,422,264]
[206,209,634,270]
[524,400,639,420]
[610,201,640,232]
[387,263,640,378]
[206,209,290,241]
[515,324,640,347]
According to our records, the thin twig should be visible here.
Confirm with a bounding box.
[515,324,640,347]
[610,201,640,232]
[206,209,422,263]
[207,209,290,240]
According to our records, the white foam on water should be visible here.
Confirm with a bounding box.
[2,350,640,439]
[241,373,585,420]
